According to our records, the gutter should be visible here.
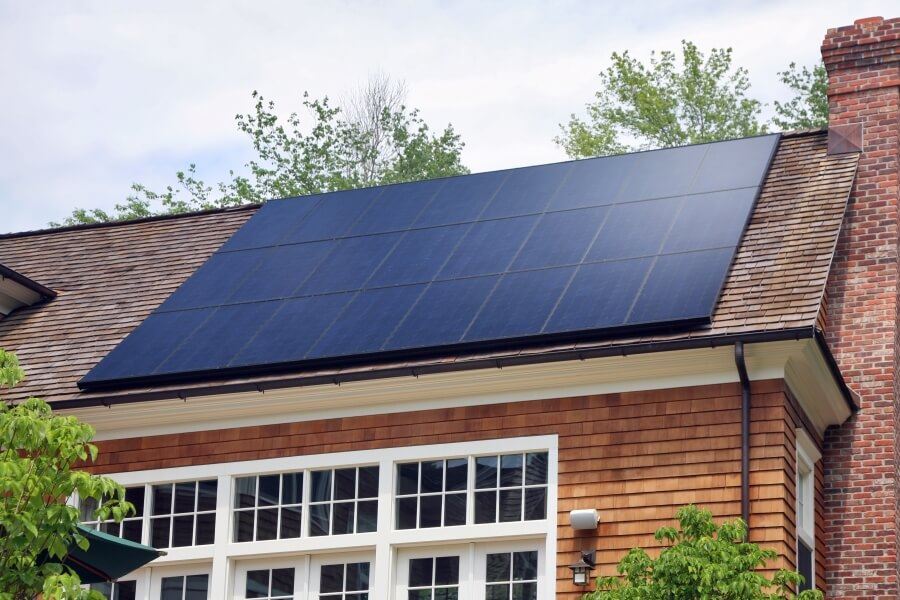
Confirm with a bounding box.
[733,341,751,527]
[51,326,859,413]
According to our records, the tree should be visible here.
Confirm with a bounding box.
[772,63,828,131]
[0,348,132,600]
[584,505,822,600]
[53,75,468,226]
[557,41,766,158]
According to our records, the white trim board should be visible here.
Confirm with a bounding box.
[67,339,850,440]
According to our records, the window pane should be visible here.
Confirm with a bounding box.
[79,496,98,522]
[281,473,303,505]
[512,582,536,600]
[257,507,278,540]
[309,503,331,536]
[151,516,170,548]
[444,493,466,526]
[798,540,813,591]
[101,521,120,537]
[434,556,459,585]
[258,475,280,507]
[475,491,497,524]
[234,510,255,542]
[500,455,523,487]
[524,452,548,485]
[419,495,442,528]
[486,585,509,600]
[122,520,142,543]
[125,487,145,516]
[235,477,257,508]
[197,480,217,512]
[486,553,511,582]
[513,552,538,580]
[408,558,433,587]
[346,562,370,591]
[397,497,418,529]
[246,569,269,598]
[152,484,173,516]
[271,568,295,597]
[195,512,216,545]
[116,580,137,600]
[160,576,182,600]
[421,461,444,494]
[185,574,208,600]
[398,463,419,495]
[311,470,332,503]
[357,500,378,533]
[524,488,547,521]
[475,456,498,489]
[174,482,196,514]
[335,468,357,500]
[171,514,194,547]
[445,459,467,492]
[358,466,379,498]
[499,489,522,522]
[333,502,355,535]
[280,506,302,538]
[320,564,344,593]
[435,590,458,600]
[408,591,431,600]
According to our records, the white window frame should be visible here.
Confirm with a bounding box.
[474,539,544,600]
[308,550,375,598]
[148,564,212,600]
[233,555,310,600]
[89,435,558,599]
[795,428,820,589]
[395,543,472,600]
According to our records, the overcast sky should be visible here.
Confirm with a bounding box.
[0,1,894,233]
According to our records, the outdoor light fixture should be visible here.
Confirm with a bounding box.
[569,550,596,586]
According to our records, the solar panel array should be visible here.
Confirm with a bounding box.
[80,134,780,389]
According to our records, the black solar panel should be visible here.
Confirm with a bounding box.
[79,134,780,389]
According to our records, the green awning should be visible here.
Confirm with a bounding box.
[59,525,165,584]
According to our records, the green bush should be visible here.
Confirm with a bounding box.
[584,505,822,600]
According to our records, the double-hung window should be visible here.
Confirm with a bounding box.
[795,429,821,592]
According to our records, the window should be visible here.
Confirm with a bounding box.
[795,428,820,592]
[80,486,145,543]
[245,568,295,599]
[318,561,371,599]
[309,466,379,536]
[396,459,467,529]
[150,480,217,548]
[160,574,209,600]
[407,556,459,600]
[484,551,538,600]
[234,472,304,542]
[90,580,136,600]
[475,452,548,524]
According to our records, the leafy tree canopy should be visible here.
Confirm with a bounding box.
[557,41,766,158]
[584,505,822,600]
[772,62,828,131]
[53,75,467,226]
[0,348,132,599]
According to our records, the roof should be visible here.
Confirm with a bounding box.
[0,131,859,406]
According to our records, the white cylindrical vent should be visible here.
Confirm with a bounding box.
[569,509,599,530]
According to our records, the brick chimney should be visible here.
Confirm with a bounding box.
[821,16,900,599]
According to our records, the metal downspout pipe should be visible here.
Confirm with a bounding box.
[734,341,751,528]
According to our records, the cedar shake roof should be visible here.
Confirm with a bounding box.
[0,130,859,405]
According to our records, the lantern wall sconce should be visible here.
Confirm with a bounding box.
[569,550,596,586]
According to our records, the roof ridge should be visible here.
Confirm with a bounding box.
[0,203,260,240]
[779,127,828,138]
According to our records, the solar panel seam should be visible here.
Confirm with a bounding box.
[378,171,514,350]
[148,242,749,317]
[209,185,766,256]
[538,202,616,334]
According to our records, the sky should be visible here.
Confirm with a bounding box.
[0,1,894,233]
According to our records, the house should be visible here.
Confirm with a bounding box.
[0,15,896,600]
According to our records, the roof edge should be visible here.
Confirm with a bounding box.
[0,203,260,240]
[0,263,56,299]
[51,327,857,416]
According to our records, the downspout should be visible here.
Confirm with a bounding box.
[734,341,751,528]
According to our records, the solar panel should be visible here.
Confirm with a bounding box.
[80,133,780,389]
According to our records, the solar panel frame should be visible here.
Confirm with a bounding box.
[79,134,780,390]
